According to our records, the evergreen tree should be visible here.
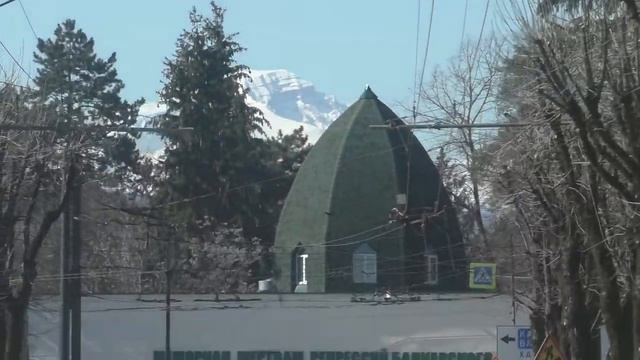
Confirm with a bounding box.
[156,2,313,284]
[157,2,267,223]
[247,128,311,244]
[34,19,143,173]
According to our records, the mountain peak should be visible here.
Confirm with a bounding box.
[137,69,344,154]
[243,69,346,130]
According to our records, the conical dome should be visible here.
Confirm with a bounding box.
[274,87,466,293]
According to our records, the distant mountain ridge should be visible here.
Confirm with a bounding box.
[243,69,346,131]
[137,69,345,154]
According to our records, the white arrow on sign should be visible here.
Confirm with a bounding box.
[497,325,534,360]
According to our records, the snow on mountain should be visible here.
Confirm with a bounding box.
[243,69,346,130]
[246,97,323,143]
[135,69,343,155]
[136,102,167,156]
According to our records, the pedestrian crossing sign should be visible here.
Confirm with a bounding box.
[469,262,496,290]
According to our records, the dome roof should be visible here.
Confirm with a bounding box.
[274,87,466,293]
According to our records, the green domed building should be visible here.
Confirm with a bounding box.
[274,87,467,293]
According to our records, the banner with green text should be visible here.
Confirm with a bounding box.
[153,350,494,360]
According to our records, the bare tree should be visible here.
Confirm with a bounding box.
[419,37,502,251]
[496,1,640,358]
[0,83,76,359]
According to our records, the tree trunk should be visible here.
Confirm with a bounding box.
[4,295,28,360]
[561,222,597,360]
[633,237,640,360]
[584,174,633,360]
[0,234,10,360]
[471,179,489,249]
[0,307,5,360]
[4,258,37,360]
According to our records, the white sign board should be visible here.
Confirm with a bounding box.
[497,325,534,360]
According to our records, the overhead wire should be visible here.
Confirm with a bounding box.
[32,232,534,278]
[0,0,36,83]
[412,0,422,123]
[470,0,491,74]
[461,0,491,116]
[403,0,436,227]
[460,0,469,50]
[28,289,511,314]
[136,142,410,211]
[21,236,536,285]
[23,257,532,290]
[414,0,435,114]
[0,39,33,82]
[0,0,16,8]
[17,0,38,40]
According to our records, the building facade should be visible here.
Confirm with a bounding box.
[274,87,467,293]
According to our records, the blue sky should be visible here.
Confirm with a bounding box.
[1,0,497,111]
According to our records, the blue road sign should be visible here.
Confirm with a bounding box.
[473,266,493,285]
[518,328,533,349]
[469,263,496,290]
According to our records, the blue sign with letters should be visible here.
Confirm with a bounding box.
[518,328,533,349]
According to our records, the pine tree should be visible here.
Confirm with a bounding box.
[247,128,311,244]
[157,2,267,223]
[155,2,313,285]
[33,19,143,173]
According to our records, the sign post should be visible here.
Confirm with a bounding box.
[497,325,534,360]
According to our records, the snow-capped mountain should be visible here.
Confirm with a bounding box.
[136,69,344,155]
[243,69,346,130]
[136,102,167,156]
[245,97,324,143]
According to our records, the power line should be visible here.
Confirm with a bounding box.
[0,123,193,135]
[28,291,509,314]
[0,39,33,82]
[412,0,422,123]
[317,225,403,248]
[18,0,38,40]
[469,0,491,75]
[21,253,529,286]
[456,0,490,131]
[460,0,469,49]
[140,142,411,212]
[414,0,435,114]
[0,0,16,8]
[369,121,573,130]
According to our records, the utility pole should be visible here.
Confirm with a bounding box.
[59,173,71,360]
[60,162,82,360]
[70,166,82,360]
[165,235,175,360]
[61,63,76,360]
[511,234,516,325]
